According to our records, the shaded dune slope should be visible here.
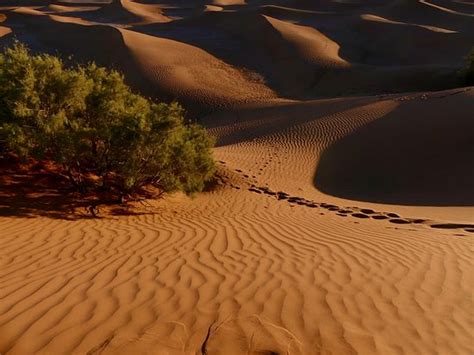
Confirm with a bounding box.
[134,5,471,98]
[118,27,275,108]
[315,89,474,205]
[381,0,474,31]
[134,10,347,96]
[204,87,474,215]
[1,9,275,110]
[83,0,171,25]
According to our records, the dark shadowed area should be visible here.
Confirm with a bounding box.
[315,90,474,206]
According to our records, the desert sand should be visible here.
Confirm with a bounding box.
[0,1,473,354]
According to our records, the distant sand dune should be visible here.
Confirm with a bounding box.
[118,27,276,108]
[0,26,11,37]
[88,0,171,25]
[47,5,100,14]
[2,0,472,103]
[1,9,275,109]
[382,0,474,31]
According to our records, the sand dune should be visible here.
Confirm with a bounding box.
[131,5,471,97]
[341,14,471,66]
[2,0,472,102]
[1,169,473,354]
[0,26,11,37]
[430,0,474,13]
[1,9,275,110]
[0,1,473,354]
[382,0,474,31]
[315,89,474,205]
[361,13,457,33]
[87,0,170,25]
[118,27,275,108]
[179,11,349,95]
[204,87,474,219]
[135,10,328,95]
[44,5,100,14]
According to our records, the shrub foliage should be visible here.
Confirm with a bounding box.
[0,43,215,194]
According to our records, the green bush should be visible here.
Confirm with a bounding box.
[0,43,215,194]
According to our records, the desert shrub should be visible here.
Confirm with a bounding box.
[459,47,474,85]
[0,43,215,194]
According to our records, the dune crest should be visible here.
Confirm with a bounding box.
[92,0,171,25]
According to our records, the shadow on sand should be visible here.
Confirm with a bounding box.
[0,156,156,219]
[314,92,474,206]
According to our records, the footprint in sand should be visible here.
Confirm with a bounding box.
[246,182,472,233]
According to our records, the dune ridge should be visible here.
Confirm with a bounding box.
[89,0,171,25]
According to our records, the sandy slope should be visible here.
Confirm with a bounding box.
[1,8,275,110]
[1,88,473,354]
[0,1,473,354]
[1,189,472,355]
[87,0,171,25]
